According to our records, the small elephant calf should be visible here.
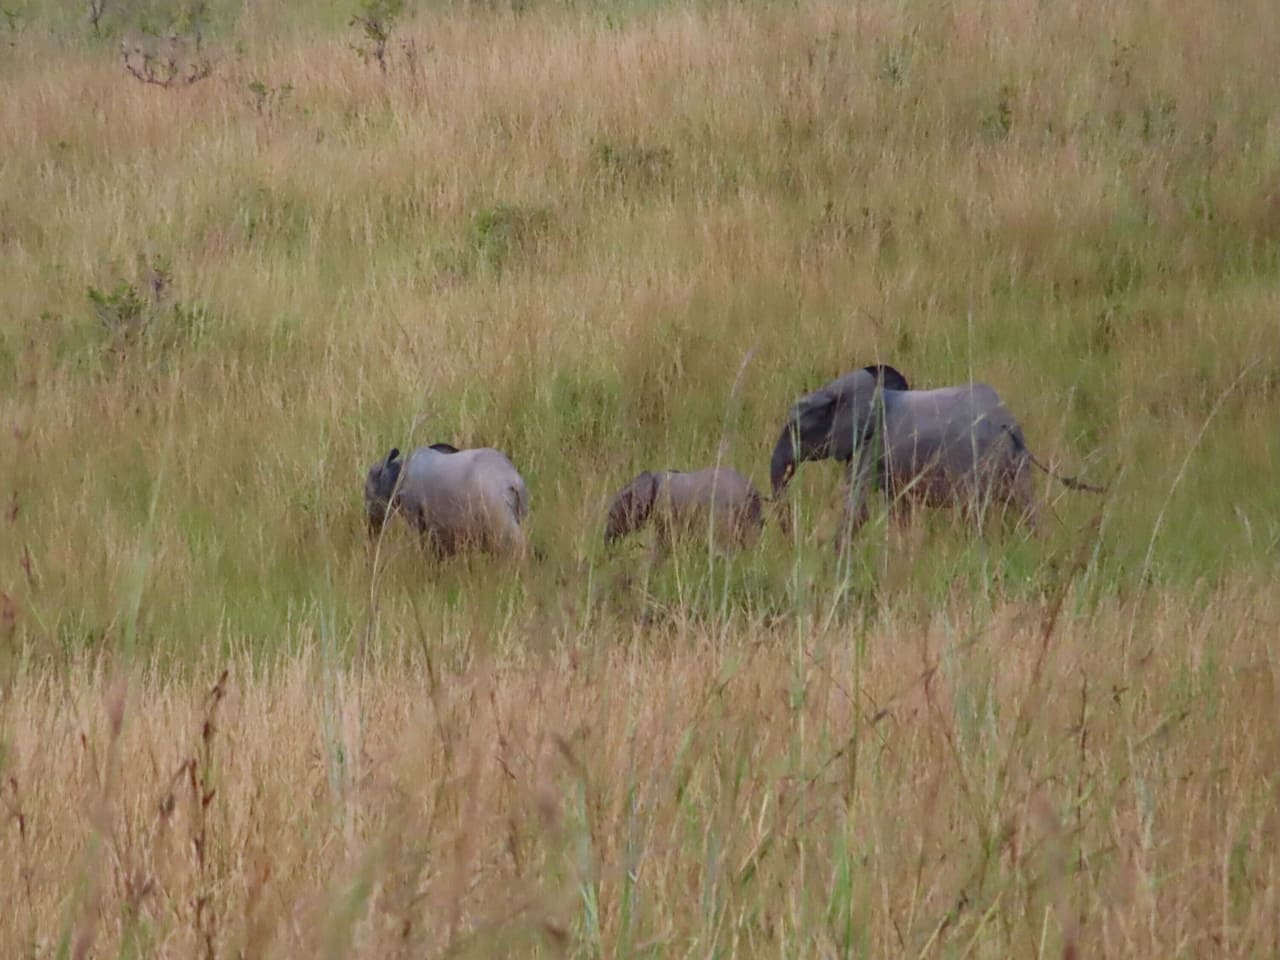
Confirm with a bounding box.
[364,443,530,558]
[605,467,765,554]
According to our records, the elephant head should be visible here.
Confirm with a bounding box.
[604,471,659,546]
[364,447,403,536]
[769,364,909,497]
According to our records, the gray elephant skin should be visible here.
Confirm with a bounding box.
[606,467,765,553]
[365,443,530,557]
[769,365,1102,540]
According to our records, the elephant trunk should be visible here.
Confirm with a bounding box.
[769,428,797,498]
[363,451,402,542]
[366,502,388,540]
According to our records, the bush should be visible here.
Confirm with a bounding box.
[85,258,212,357]
[590,138,673,192]
[350,0,405,73]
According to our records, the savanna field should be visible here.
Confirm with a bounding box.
[1,0,1279,955]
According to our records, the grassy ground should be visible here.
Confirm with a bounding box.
[1,0,1278,955]
[4,588,1279,957]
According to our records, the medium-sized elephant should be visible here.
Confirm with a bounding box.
[605,466,765,553]
[364,443,530,558]
[769,364,1103,542]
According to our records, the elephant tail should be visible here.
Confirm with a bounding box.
[506,478,530,524]
[1005,426,1107,494]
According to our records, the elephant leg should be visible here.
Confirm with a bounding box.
[478,502,523,559]
[884,468,918,530]
[963,477,992,533]
[421,527,450,560]
[962,465,1015,535]
[501,518,530,561]
[407,507,445,557]
[835,459,873,552]
[770,497,795,540]
[648,513,673,566]
[1012,461,1040,535]
[737,499,765,550]
[985,462,1038,536]
[889,497,921,545]
[837,498,869,551]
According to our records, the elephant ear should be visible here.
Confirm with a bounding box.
[794,384,838,423]
[366,448,405,532]
[630,471,660,520]
[789,387,839,451]
[861,364,910,392]
[428,442,460,454]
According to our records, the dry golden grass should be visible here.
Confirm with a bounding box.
[3,585,1278,956]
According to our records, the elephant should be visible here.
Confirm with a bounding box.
[605,466,765,554]
[769,364,1103,542]
[364,443,530,558]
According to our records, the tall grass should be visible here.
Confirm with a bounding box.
[3,589,1278,955]
[1,0,1278,954]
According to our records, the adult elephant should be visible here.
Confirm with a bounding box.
[768,365,1102,543]
[364,443,530,558]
